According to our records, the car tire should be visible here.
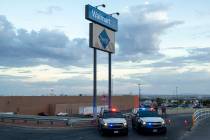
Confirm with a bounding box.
[137,129,142,134]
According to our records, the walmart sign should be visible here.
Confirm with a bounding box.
[85,4,118,31]
[89,23,115,53]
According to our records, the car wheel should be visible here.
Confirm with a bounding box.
[137,129,142,134]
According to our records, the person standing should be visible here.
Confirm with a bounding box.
[161,103,167,118]
[151,100,158,112]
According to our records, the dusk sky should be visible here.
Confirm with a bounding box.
[0,0,210,96]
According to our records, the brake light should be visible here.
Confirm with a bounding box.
[111,108,117,112]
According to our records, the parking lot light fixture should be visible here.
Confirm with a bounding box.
[95,4,106,9]
[110,12,120,16]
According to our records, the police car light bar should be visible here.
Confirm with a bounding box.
[141,108,146,111]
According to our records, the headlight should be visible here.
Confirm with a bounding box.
[104,123,108,126]
[161,121,165,125]
[123,122,127,127]
[142,121,146,125]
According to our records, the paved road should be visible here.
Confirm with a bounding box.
[0,114,192,140]
[181,117,210,140]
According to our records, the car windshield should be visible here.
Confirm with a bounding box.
[138,111,160,117]
[103,112,123,118]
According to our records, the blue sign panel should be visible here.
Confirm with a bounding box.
[85,4,118,31]
[98,29,110,49]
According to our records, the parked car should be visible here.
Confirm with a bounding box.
[56,112,68,116]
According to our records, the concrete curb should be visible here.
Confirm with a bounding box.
[179,117,210,140]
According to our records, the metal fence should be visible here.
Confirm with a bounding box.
[0,114,94,128]
[192,108,210,126]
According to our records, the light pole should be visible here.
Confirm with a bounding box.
[138,84,141,107]
[176,86,179,113]
[176,86,178,105]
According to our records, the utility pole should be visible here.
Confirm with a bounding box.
[176,86,178,105]
[176,86,178,113]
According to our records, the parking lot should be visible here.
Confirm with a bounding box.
[0,114,192,140]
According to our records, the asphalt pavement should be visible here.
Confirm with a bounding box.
[0,114,192,140]
[181,117,210,140]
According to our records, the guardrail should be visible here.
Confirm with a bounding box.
[0,114,94,128]
[192,108,210,126]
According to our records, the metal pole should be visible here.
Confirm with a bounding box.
[176,86,178,113]
[112,74,113,102]
[138,84,141,107]
[176,87,178,103]
[108,53,112,110]
[93,48,97,118]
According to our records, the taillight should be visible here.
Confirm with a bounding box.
[111,108,117,112]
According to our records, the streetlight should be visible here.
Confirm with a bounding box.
[110,12,120,16]
[175,86,179,113]
[138,83,141,107]
[176,86,178,105]
[95,4,106,8]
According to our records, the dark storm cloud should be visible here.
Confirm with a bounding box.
[117,21,182,55]
[116,4,183,60]
[0,15,91,67]
[37,6,62,15]
[0,3,206,68]
[0,3,183,68]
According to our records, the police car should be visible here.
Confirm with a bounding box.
[97,108,128,136]
[131,108,167,134]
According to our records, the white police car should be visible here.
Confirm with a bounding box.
[132,108,167,134]
[97,108,128,136]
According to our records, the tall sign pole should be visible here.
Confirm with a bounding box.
[138,83,141,107]
[93,48,97,117]
[85,4,118,117]
[108,53,112,109]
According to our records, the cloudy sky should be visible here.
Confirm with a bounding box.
[0,0,210,96]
